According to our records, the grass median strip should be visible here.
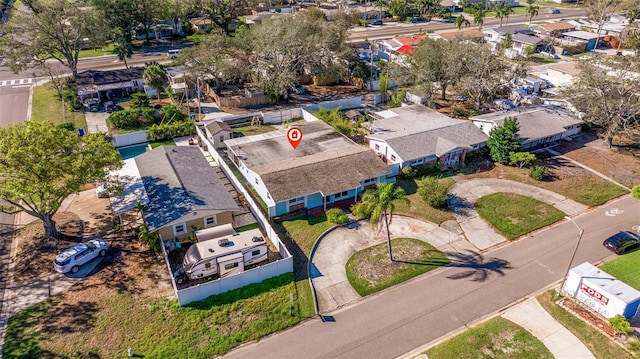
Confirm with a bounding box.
[426,316,553,359]
[476,193,565,240]
[346,238,449,297]
[537,290,636,359]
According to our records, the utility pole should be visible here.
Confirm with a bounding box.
[559,216,584,295]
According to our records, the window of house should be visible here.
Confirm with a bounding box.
[251,249,261,256]
[219,135,225,142]
[363,177,376,185]
[375,144,380,151]
[390,154,396,161]
[335,190,349,199]
[204,216,216,228]
[205,262,211,269]
[289,196,304,204]
[224,262,239,270]
[173,223,187,236]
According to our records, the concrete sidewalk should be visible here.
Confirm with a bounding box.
[448,178,589,250]
[502,298,595,359]
[310,216,474,313]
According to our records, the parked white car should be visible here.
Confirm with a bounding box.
[54,238,109,274]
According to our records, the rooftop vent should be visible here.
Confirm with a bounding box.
[208,248,215,253]
[218,238,231,247]
[252,236,264,243]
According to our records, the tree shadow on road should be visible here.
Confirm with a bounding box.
[443,250,513,282]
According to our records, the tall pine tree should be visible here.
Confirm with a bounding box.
[487,117,521,165]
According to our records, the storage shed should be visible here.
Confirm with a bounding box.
[562,262,640,319]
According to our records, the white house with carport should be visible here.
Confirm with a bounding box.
[365,104,488,176]
[225,120,391,217]
[470,105,582,151]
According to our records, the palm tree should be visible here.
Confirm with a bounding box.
[358,182,409,261]
[375,0,386,19]
[114,38,134,69]
[143,62,167,104]
[503,4,515,25]
[526,0,539,26]
[494,3,507,26]
[454,15,471,30]
[472,7,487,29]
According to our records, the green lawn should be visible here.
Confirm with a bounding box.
[537,290,637,358]
[476,193,565,240]
[599,249,640,290]
[150,139,176,149]
[426,316,553,359]
[276,215,333,257]
[4,274,314,358]
[32,83,87,129]
[346,238,449,296]
[395,178,455,224]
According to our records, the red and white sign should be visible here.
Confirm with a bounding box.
[287,127,303,150]
[581,283,609,305]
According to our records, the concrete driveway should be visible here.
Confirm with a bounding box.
[448,178,589,251]
[85,111,109,133]
[310,216,473,314]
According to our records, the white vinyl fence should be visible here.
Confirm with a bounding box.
[164,127,293,306]
[111,131,149,147]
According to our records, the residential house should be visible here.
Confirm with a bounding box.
[532,22,576,38]
[225,120,391,217]
[561,30,600,51]
[165,66,191,99]
[538,61,580,88]
[365,105,488,175]
[453,0,518,6]
[568,19,626,38]
[188,17,213,33]
[470,105,583,150]
[432,29,485,42]
[76,68,145,102]
[508,33,544,57]
[204,120,234,149]
[483,25,535,45]
[135,146,239,242]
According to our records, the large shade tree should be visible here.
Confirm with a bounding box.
[0,121,122,239]
[356,182,409,261]
[561,54,640,147]
[487,117,521,165]
[408,38,465,101]
[0,0,107,77]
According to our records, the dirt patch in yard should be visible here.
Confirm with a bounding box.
[12,188,173,297]
[552,131,640,189]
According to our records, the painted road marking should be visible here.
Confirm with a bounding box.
[0,78,34,87]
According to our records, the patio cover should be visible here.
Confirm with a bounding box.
[109,158,149,215]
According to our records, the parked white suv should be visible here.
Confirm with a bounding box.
[54,238,109,274]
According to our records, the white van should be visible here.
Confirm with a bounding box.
[167,49,181,59]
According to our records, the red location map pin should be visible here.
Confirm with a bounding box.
[287,127,303,150]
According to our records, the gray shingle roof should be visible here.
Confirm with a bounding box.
[135,146,238,231]
[470,106,582,144]
[205,121,233,135]
[257,146,390,202]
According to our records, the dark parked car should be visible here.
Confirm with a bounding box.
[371,19,383,26]
[104,101,115,113]
[603,231,640,254]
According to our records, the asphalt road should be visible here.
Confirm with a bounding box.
[347,8,587,42]
[224,195,640,359]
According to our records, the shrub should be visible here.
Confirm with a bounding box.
[609,314,633,335]
[326,208,349,225]
[147,119,195,141]
[509,151,536,168]
[632,185,640,200]
[418,176,450,208]
[451,106,468,118]
[350,202,372,220]
[56,122,75,132]
[401,165,418,179]
[130,92,151,109]
[159,104,186,123]
[415,163,441,177]
[388,90,406,108]
[529,165,545,181]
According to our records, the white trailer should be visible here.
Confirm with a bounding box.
[182,228,269,280]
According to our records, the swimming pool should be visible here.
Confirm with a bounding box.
[117,143,150,160]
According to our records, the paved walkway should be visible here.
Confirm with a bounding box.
[502,298,595,359]
[311,216,475,313]
[447,178,589,251]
